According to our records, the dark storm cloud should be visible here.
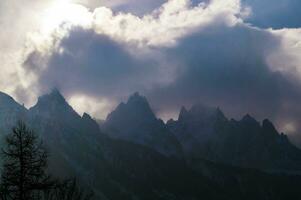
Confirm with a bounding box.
[145,24,301,145]
[148,24,281,114]
[24,27,166,100]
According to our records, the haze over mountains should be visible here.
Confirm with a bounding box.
[1,89,301,199]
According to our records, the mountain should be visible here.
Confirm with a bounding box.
[1,90,301,199]
[167,104,301,172]
[23,90,228,199]
[25,90,221,199]
[21,89,301,199]
[0,92,27,135]
[167,104,227,154]
[102,92,183,157]
[29,88,82,126]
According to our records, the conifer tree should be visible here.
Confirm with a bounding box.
[0,122,52,200]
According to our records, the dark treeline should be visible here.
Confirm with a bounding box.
[0,122,93,200]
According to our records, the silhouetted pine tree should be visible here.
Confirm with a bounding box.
[0,122,53,200]
[0,122,94,200]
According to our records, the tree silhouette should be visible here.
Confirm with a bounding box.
[0,122,53,200]
[0,122,94,200]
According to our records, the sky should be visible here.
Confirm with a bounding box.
[1,0,301,145]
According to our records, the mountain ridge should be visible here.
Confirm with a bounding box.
[167,103,301,172]
[103,92,183,157]
[1,90,301,199]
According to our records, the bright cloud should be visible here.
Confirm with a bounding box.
[91,0,247,46]
[28,0,248,50]
[267,28,301,78]
[20,0,251,105]
[69,94,115,119]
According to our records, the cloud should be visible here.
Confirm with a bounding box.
[90,0,247,46]
[146,25,301,138]
[0,0,62,103]
[267,28,301,78]
[2,0,301,145]
[22,0,248,97]
[24,28,174,98]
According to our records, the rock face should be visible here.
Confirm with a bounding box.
[103,92,183,157]
[167,104,301,172]
[5,90,226,199]
[0,92,27,135]
[167,105,227,154]
[29,89,82,127]
[27,89,106,180]
[1,90,301,199]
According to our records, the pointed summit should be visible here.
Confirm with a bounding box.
[127,92,155,118]
[0,91,28,134]
[51,87,63,95]
[178,106,188,121]
[177,103,227,123]
[241,114,259,125]
[262,119,279,139]
[82,112,93,120]
[106,92,156,122]
[30,89,79,120]
[43,88,66,103]
[103,93,183,157]
[128,92,142,101]
[0,91,25,110]
[215,107,227,121]
[34,88,66,106]
[0,91,14,101]
[262,119,277,132]
[127,92,147,105]
[127,92,150,105]
[82,113,101,133]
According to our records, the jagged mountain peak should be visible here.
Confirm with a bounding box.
[106,92,156,122]
[39,88,66,103]
[215,107,227,121]
[81,112,102,133]
[242,114,253,120]
[128,91,142,100]
[0,91,14,100]
[32,89,67,108]
[0,91,26,112]
[0,91,28,133]
[177,103,227,122]
[262,119,279,138]
[262,119,274,128]
[30,89,79,120]
[241,114,259,125]
[178,106,188,121]
[127,92,153,111]
[103,93,183,157]
[0,91,20,106]
[262,119,277,132]
[82,112,93,120]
